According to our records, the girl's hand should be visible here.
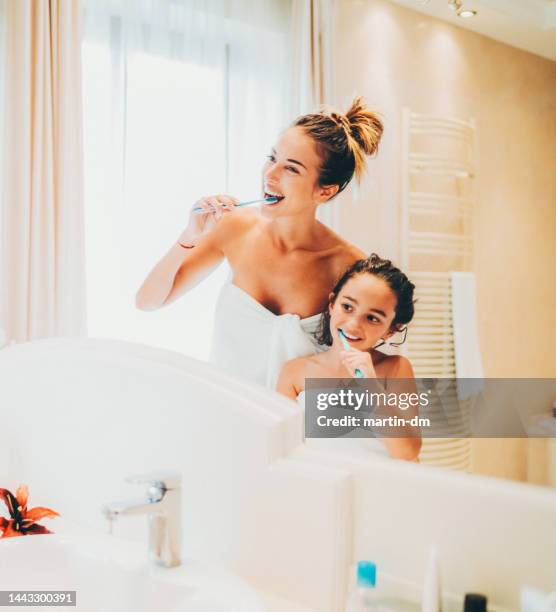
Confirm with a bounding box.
[340,347,376,378]
[179,194,240,245]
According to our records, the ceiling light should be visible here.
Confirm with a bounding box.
[448,0,462,11]
[457,8,477,18]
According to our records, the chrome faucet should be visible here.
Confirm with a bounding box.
[102,471,181,568]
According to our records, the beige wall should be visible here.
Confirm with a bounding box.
[332,0,556,482]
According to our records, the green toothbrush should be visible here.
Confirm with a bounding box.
[192,197,278,214]
[338,329,364,378]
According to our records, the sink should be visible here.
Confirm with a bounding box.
[0,521,264,612]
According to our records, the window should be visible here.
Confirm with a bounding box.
[0,0,6,326]
[81,1,291,359]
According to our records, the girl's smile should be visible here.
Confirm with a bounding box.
[329,273,398,352]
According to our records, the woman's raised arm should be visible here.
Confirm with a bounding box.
[135,194,240,311]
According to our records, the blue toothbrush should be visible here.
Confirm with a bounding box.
[192,197,278,214]
[338,329,364,378]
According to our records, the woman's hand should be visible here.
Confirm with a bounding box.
[178,194,240,245]
[340,347,376,378]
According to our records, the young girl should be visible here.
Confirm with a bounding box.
[276,253,421,461]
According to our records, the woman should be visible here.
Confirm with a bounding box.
[136,97,384,388]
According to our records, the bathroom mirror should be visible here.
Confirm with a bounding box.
[4,0,553,491]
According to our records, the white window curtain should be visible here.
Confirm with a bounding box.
[290,0,342,228]
[1,0,86,344]
[0,0,5,344]
[81,0,292,359]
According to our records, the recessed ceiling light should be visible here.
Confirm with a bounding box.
[448,0,462,11]
[457,8,477,18]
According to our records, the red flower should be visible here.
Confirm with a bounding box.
[0,485,59,538]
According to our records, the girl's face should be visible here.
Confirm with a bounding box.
[260,127,338,217]
[329,273,399,351]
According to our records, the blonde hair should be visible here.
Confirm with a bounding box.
[292,96,383,196]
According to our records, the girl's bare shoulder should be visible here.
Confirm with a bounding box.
[373,352,415,379]
[281,352,329,381]
[283,353,317,374]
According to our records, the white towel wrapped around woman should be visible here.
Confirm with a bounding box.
[210,283,326,389]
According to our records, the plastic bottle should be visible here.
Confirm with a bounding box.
[463,593,487,612]
[346,561,378,612]
[421,546,441,612]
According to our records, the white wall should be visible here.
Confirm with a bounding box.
[333,0,556,378]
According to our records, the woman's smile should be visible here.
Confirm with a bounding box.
[263,185,286,205]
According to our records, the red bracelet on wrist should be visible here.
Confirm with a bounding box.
[177,241,195,249]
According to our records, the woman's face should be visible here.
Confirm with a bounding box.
[260,126,338,217]
[329,273,398,351]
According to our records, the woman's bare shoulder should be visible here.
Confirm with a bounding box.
[212,208,261,249]
[343,241,366,262]
[226,207,261,231]
[315,223,366,273]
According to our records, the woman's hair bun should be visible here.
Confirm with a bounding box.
[345,96,383,158]
[292,95,383,194]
